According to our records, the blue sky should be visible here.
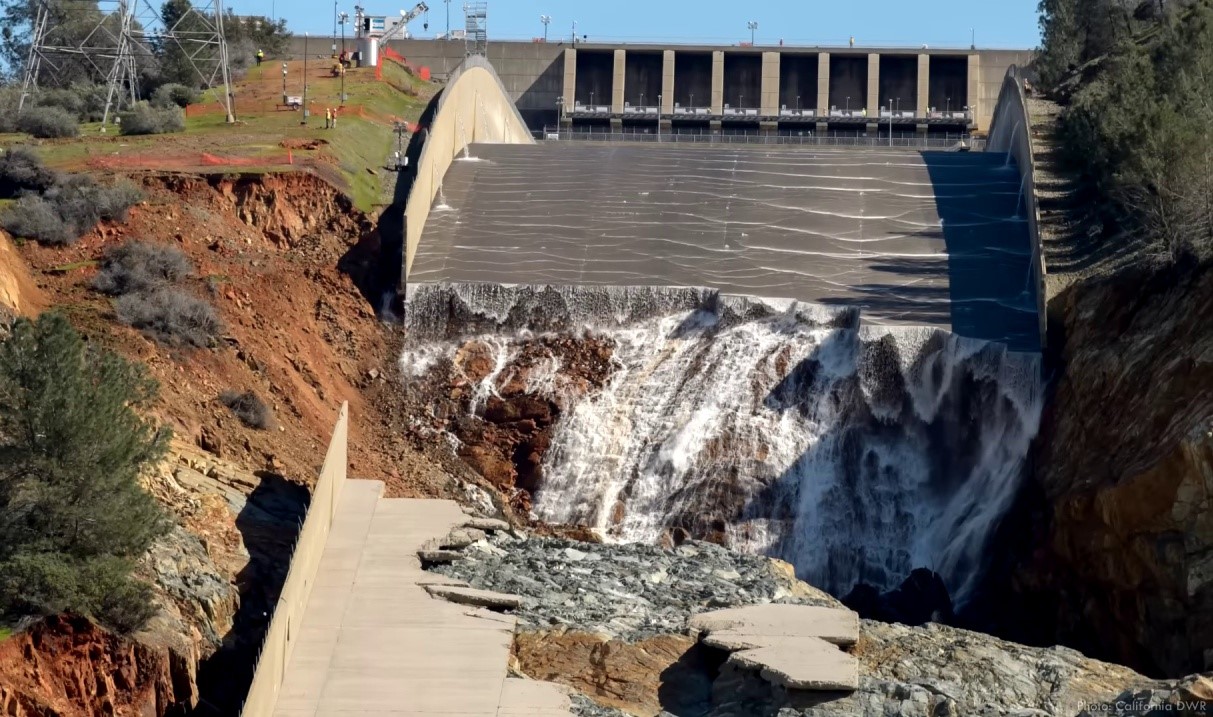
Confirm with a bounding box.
[230,0,1041,49]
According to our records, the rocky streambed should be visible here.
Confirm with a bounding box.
[429,531,1213,717]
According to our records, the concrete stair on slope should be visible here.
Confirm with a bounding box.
[690,604,861,692]
[274,482,568,716]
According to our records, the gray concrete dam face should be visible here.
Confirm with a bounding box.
[411,143,1039,352]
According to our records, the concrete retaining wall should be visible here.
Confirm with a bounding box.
[986,65,1047,349]
[239,403,350,717]
[403,56,534,276]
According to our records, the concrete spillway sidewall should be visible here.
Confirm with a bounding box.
[985,65,1046,350]
[404,57,535,278]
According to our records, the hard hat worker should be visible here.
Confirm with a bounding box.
[256,48,265,66]
[325,107,332,129]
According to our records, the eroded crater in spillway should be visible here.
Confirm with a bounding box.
[400,284,1043,608]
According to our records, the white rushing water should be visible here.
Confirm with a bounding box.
[403,284,1044,604]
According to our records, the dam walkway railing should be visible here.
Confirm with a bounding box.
[240,403,349,717]
[534,127,985,150]
[985,65,1047,350]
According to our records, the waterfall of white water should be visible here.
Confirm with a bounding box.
[402,284,1043,604]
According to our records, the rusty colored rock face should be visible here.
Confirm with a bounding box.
[1006,264,1213,677]
[0,615,191,717]
[513,631,709,717]
[439,335,617,500]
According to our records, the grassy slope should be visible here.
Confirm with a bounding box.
[2,58,434,211]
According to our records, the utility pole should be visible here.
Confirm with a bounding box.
[541,14,550,42]
[333,0,338,53]
[571,19,577,44]
[339,12,349,101]
[657,93,662,142]
[444,0,450,38]
[888,98,892,147]
[302,32,310,122]
[282,62,288,104]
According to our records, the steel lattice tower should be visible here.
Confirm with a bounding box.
[19,0,235,130]
[463,1,487,57]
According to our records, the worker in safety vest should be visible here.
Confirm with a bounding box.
[256,49,264,66]
[325,107,332,129]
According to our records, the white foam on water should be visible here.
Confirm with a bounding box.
[402,284,1043,604]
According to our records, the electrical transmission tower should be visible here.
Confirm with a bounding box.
[19,0,235,130]
[463,1,487,57]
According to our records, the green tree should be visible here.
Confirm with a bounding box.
[156,0,214,87]
[1,0,113,86]
[222,12,291,71]
[0,312,170,633]
[1037,0,1084,88]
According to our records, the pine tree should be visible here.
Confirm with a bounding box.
[0,312,170,633]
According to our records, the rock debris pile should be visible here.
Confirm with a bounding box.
[428,531,1210,717]
[430,532,838,640]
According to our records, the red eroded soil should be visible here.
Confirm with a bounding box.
[12,170,451,496]
[0,615,182,717]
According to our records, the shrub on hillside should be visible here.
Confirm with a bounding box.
[93,241,193,296]
[114,287,223,348]
[0,195,73,246]
[0,313,169,634]
[118,103,185,136]
[46,175,143,230]
[3,175,143,246]
[220,389,274,430]
[150,83,200,109]
[34,88,87,121]
[16,106,79,139]
[68,83,110,123]
[0,147,59,198]
[0,87,20,133]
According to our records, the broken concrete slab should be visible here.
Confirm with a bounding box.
[689,604,859,646]
[414,574,471,588]
[418,549,464,564]
[425,584,521,611]
[727,638,859,691]
[704,629,821,652]
[441,527,487,549]
[463,516,510,532]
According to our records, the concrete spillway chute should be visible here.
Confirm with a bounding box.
[401,56,534,277]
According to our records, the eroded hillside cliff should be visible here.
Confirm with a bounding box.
[1010,262,1213,677]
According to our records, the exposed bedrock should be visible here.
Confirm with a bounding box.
[403,283,1043,606]
[994,262,1213,678]
[429,530,1205,717]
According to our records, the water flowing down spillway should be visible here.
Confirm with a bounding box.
[402,284,1044,603]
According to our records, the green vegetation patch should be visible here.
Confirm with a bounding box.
[0,313,170,634]
[1038,0,1213,263]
